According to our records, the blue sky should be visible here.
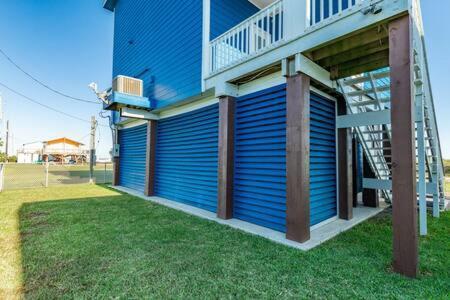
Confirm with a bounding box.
[0,1,449,158]
[0,0,113,157]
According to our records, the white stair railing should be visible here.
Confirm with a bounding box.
[338,71,393,202]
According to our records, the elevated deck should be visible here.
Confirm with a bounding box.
[205,0,409,92]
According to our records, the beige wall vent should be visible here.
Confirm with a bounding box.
[113,75,143,97]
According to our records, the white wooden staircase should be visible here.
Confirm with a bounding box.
[337,63,445,235]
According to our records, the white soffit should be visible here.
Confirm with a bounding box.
[248,0,277,9]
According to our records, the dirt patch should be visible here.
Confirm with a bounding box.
[372,206,392,219]
[20,231,34,240]
[25,211,49,219]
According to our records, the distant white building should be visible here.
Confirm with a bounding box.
[17,137,89,164]
[17,141,44,164]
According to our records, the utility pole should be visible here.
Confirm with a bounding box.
[89,116,97,184]
[5,120,9,161]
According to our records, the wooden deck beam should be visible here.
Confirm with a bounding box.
[331,49,389,80]
[318,38,389,68]
[310,26,389,61]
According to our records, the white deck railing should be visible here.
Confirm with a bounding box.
[311,0,362,26]
[209,0,366,74]
[209,0,284,73]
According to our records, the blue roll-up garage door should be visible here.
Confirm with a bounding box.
[154,104,219,212]
[310,92,337,225]
[233,86,337,232]
[119,124,147,191]
[233,84,287,232]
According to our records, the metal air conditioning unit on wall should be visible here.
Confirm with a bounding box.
[113,75,143,97]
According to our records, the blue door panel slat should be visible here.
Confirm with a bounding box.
[119,124,147,191]
[310,93,337,225]
[233,84,287,232]
[155,104,219,212]
[233,86,337,232]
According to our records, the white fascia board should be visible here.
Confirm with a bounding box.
[205,0,408,89]
[119,119,148,130]
[310,86,336,102]
[363,178,437,195]
[237,71,285,97]
[120,107,159,120]
[159,95,218,119]
[336,110,391,128]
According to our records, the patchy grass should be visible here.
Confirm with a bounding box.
[0,185,449,299]
[444,159,450,177]
[445,179,450,196]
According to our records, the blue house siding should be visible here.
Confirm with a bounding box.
[233,86,337,232]
[310,93,337,225]
[233,84,287,232]
[113,0,203,110]
[119,124,147,191]
[210,0,259,40]
[154,104,219,212]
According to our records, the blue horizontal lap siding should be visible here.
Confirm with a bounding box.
[119,124,147,191]
[113,0,203,110]
[234,84,287,232]
[155,105,219,212]
[310,93,337,225]
[210,0,259,40]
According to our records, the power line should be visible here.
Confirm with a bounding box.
[0,81,108,127]
[0,48,99,104]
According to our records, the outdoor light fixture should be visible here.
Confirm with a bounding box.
[88,82,110,105]
[361,4,383,15]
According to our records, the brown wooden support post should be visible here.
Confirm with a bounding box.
[389,15,418,278]
[362,153,379,207]
[112,157,120,186]
[352,135,358,207]
[144,120,157,196]
[286,73,310,243]
[217,96,235,219]
[112,128,120,186]
[337,97,353,220]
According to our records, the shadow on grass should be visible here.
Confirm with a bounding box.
[47,169,113,184]
[17,185,450,298]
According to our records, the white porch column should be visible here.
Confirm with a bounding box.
[202,0,211,91]
[284,0,310,40]
[432,155,440,218]
[415,74,427,236]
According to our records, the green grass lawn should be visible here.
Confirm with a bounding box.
[446,179,450,196]
[1,185,449,299]
[3,163,113,190]
[444,159,450,177]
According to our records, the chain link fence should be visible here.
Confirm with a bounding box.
[0,163,113,191]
